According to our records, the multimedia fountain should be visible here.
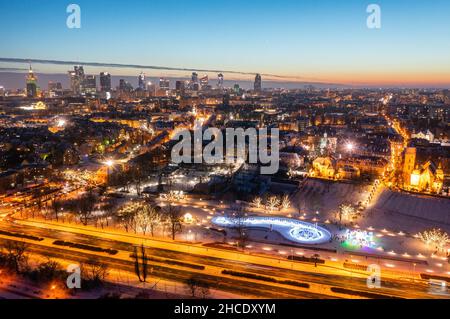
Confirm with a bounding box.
[212,216,332,245]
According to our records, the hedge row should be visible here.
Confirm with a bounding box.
[53,240,118,255]
[0,229,44,242]
[288,255,325,264]
[330,287,402,299]
[343,262,368,271]
[222,270,310,289]
[130,254,205,270]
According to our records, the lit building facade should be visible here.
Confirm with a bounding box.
[403,147,444,193]
[100,72,112,92]
[138,72,146,90]
[68,66,85,95]
[254,73,262,92]
[26,65,38,98]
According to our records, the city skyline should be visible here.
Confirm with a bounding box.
[0,0,449,305]
[1,0,450,87]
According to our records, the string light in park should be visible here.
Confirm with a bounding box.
[418,228,449,250]
[160,190,186,202]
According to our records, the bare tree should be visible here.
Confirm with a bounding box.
[252,197,262,208]
[133,244,149,283]
[31,187,45,218]
[76,189,97,226]
[134,167,143,197]
[81,259,109,287]
[234,209,248,249]
[419,228,449,252]
[266,196,280,213]
[134,204,161,236]
[3,241,29,274]
[185,276,210,299]
[163,205,183,240]
[281,194,291,210]
[101,198,117,227]
[50,198,61,222]
[31,260,66,283]
[146,205,161,237]
[117,207,137,233]
[134,208,150,236]
[338,204,358,228]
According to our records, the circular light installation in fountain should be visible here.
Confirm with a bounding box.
[212,216,332,245]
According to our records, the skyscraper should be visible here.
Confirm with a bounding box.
[26,65,38,98]
[48,81,63,97]
[159,78,170,91]
[119,79,133,92]
[200,75,209,90]
[147,81,156,96]
[100,72,112,92]
[68,66,85,95]
[217,73,224,88]
[138,72,146,90]
[191,72,198,84]
[191,72,199,91]
[254,73,262,92]
[175,80,186,94]
[233,84,240,94]
[82,75,97,95]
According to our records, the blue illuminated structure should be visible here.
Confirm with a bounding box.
[212,216,332,245]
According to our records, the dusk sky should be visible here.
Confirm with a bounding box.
[1,0,450,87]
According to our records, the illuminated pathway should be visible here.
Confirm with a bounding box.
[212,216,332,245]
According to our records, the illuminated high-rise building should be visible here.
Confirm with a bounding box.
[200,75,209,89]
[0,86,5,97]
[119,79,133,92]
[68,70,77,93]
[217,73,224,88]
[138,72,146,90]
[191,72,199,91]
[82,75,97,95]
[100,72,112,92]
[68,66,85,95]
[254,73,262,92]
[147,81,156,96]
[175,80,186,94]
[48,81,63,97]
[159,77,170,91]
[233,84,240,94]
[26,65,38,98]
[191,72,198,84]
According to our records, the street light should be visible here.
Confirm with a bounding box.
[57,119,66,128]
[346,142,354,152]
[105,159,114,168]
[104,159,115,185]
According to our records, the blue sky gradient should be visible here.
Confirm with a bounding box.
[1,0,450,86]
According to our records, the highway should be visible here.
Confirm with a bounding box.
[0,219,444,299]
[0,234,331,299]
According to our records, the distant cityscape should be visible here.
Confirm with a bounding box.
[0,0,450,303]
[0,62,449,300]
